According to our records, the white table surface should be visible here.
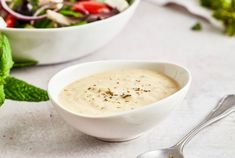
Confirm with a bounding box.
[1,1,235,158]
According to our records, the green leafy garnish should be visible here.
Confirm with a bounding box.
[4,76,48,102]
[200,0,235,10]
[191,22,202,31]
[201,0,223,10]
[0,85,5,105]
[213,9,235,36]
[200,0,235,36]
[0,34,14,78]
[13,59,38,68]
[0,33,48,106]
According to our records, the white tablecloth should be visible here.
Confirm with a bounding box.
[1,1,235,158]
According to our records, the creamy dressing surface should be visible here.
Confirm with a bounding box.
[59,69,180,116]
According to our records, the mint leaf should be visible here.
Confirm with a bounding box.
[0,33,12,106]
[0,34,48,106]
[4,76,49,102]
[0,33,14,78]
[13,59,38,68]
[0,85,5,106]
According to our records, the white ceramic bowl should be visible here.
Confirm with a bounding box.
[0,0,139,65]
[48,60,191,142]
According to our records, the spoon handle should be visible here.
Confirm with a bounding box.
[176,94,235,152]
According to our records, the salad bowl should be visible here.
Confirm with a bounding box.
[0,0,140,64]
[48,60,191,141]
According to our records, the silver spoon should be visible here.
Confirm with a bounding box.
[138,94,235,158]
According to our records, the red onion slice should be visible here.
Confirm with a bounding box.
[0,0,46,20]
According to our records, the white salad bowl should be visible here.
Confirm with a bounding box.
[0,0,139,65]
[48,60,191,142]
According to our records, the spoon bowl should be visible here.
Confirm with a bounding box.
[137,147,183,158]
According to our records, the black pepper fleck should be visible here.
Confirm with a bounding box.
[121,94,131,99]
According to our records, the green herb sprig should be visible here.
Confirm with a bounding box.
[200,0,235,36]
[0,33,49,106]
[13,59,38,68]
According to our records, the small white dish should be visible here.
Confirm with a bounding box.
[48,60,191,142]
[0,0,140,65]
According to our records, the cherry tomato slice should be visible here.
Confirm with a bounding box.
[5,15,16,28]
[72,1,111,14]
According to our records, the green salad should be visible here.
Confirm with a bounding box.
[0,0,130,28]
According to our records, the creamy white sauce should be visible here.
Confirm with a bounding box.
[59,69,179,116]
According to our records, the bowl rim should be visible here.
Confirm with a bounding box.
[48,60,192,119]
[0,0,140,32]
